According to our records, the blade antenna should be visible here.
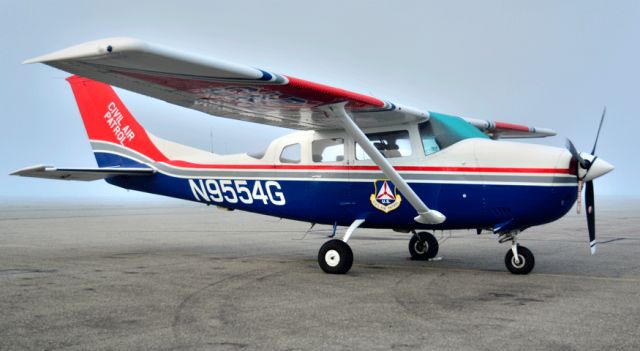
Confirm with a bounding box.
[591,106,606,155]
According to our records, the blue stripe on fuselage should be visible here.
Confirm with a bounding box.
[95,152,151,168]
[105,170,577,231]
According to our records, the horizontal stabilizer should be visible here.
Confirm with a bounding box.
[10,165,155,181]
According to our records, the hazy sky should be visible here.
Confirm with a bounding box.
[2,0,638,200]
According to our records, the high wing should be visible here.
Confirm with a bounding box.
[10,165,155,181]
[25,38,554,137]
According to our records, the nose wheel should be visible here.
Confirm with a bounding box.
[408,231,439,260]
[499,231,535,274]
[504,245,535,274]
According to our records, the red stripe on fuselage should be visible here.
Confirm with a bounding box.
[164,160,570,174]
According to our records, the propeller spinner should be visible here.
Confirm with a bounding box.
[565,107,614,255]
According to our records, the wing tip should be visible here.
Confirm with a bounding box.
[22,37,146,65]
[10,164,52,176]
[22,57,40,65]
[533,128,557,137]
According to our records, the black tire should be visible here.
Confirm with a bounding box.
[504,245,535,275]
[408,232,439,260]
[318,239,353,274]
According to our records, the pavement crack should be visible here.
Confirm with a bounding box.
[171,270,258,347]
[599,238,626,244]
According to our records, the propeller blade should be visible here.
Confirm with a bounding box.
[566,139,582,161]
[567,138,585,213]
[591,106,606,155]
[585,180,596,254]
[566,139,588,169]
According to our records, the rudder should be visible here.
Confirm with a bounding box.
[67,76,167,167]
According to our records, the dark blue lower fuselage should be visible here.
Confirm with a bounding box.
[107,172,577,232]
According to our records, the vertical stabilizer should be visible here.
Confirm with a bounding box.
[67,76,167,166]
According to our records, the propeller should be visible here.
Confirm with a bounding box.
[591,107,606,155]
[565,107,608,255]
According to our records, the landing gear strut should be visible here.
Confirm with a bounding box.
[318,219,364,274]
[408,231,439,260]
[499,231,535,274]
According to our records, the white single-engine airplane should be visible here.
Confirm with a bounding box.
[13,38,614,274]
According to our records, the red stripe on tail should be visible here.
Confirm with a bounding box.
[67,76,167,162]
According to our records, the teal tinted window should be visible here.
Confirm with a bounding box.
[419,112,488,155]
[422,134,440,155]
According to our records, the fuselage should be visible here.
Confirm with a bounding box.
[99,125,578,233]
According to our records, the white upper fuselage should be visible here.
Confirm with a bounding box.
[149,123,575,189]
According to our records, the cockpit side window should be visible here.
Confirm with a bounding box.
[312,138,344,163]
[419,122,440,156]
[355,130,411,160]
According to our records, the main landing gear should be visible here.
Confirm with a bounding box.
[318,222,443,274]
[318,219,364,274]
[318,239,353,274]
[500,231,535,274]
[408,231,439,260]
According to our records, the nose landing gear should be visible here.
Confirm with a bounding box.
[499,231,535,274]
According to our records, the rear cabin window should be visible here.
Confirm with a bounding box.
[312,138,344,163]
[279,143,301,163]
[355,130,411,160]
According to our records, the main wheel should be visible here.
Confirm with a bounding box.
[408,232,439,260]
[318,239,353,274]
[504,245,535,275]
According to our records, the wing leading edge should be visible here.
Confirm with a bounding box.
[25,37,554,137]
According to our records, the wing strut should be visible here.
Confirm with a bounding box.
[320,102,446,225]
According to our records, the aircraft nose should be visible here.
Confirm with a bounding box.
[583,156,614,181]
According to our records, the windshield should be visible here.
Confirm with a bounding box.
[419,112,488,155]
